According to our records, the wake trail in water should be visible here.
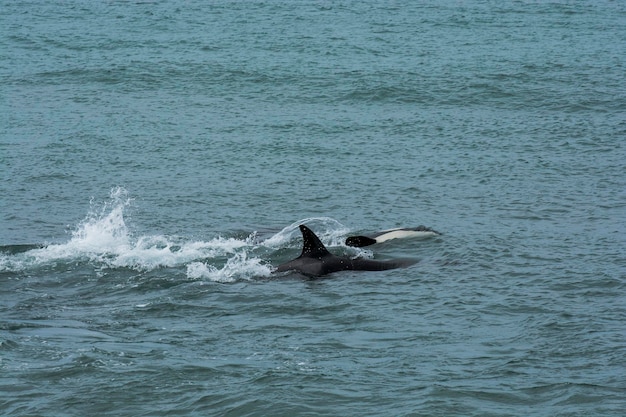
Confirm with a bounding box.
[0,188,273,282]
[0,188,365,282]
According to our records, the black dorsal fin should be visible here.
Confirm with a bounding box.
[299,225,331,258]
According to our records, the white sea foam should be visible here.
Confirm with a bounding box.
[186,252,273,283]
[0,188,267,278]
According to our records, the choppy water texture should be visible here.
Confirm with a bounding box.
[1,1,625,416]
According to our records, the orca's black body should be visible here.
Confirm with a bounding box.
[275,225,415,277]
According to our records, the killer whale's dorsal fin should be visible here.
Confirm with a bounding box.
[299,225,331,258]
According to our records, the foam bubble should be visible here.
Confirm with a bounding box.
[105,235,252,271]
[186,252,272,283]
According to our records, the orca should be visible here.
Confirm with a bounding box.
[345,226,440,248]
[274,225,415,277]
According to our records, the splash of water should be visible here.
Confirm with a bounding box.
[261,217,350,248]
[67,186,133,256]
[0,188,267,279]
[1,191,358,281]
[186,252,273,283]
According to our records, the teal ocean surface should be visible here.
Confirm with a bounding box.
[1,1,625,416]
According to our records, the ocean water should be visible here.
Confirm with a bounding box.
[1,1,625,416]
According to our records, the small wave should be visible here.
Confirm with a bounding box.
[261,217,350,248]
[0,188,259,275]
